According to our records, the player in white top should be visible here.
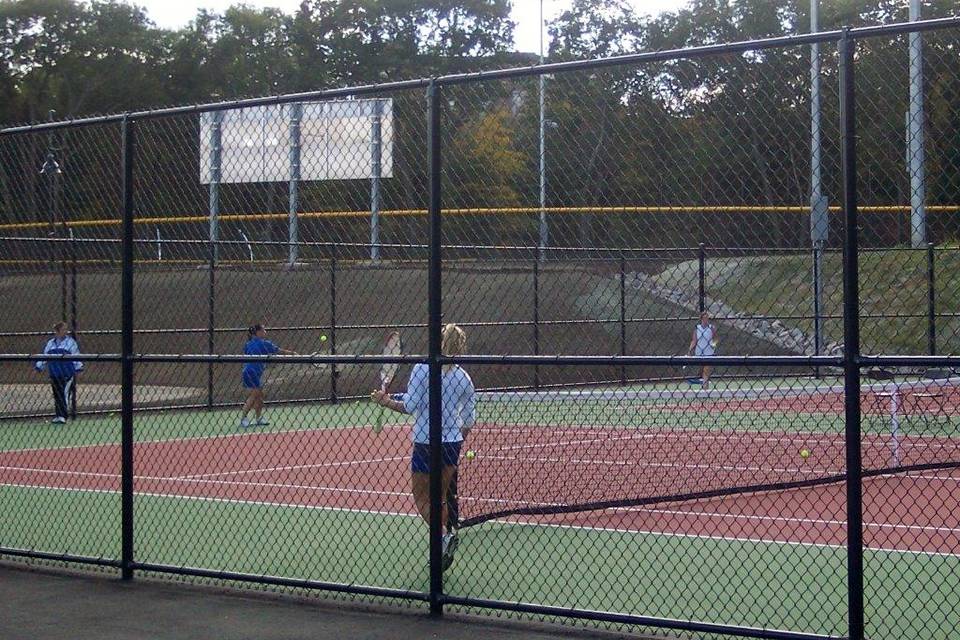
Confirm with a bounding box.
[687,311,718,389]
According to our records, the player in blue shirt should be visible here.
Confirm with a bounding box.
[240,324,296,428]
[35,321,82,424]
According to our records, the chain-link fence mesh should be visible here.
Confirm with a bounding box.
[2,20,960,640]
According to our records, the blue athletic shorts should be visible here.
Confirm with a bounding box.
[411,442,462,473]
[242,367,263,389]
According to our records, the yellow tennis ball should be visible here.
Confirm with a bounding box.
[320,334,328,342]
[800,448,811,459]
[465,450,476,461]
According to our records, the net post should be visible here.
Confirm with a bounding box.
[533,257,540,390]
[426,79,444,617]
[839,29,864,640]
[330,243,338,404]
[698,243,706,313]
[619,250,626,384]
[927,242,935,356]
[120,115,136,582]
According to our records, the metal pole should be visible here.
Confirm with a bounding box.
[813,245,822,377]
[538,0,548,261]
[58,230,66,325]
[908,0,927,248]
[329,244,338,403]
[120,117,136,581]
[698,243,706,313]
[533,258,540,390]
[371,99,383,262]
[288,102,302,266]
[426,79,444,617]
[811,0,827,362]
[70,228,78,419]
[208,111,222,263]
[207,241,215,409]
[928,242,936,356]
[839,30,864,640]
[620,251,627,384]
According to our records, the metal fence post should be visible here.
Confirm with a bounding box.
[928,242,936,356]
[839,30,864,640]
[813,242,823,378]
[330,244,338,404]
[426,79,444,617]
[698,243,706,313]
[120,116,136,581]
[70,228,78,418]
[533,258,540,389]
[207,240,215,409]
[620,251,627,384]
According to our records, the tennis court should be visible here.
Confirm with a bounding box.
[2,375,959,638]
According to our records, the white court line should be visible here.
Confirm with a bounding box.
[3,480,958,559]
[476,424,957,443]
[632,506,960,536]
[0,481,419,520]
[0,466,410,499]
[177,455,406,480]
[0,423,388,455]
[501,519,960,559]
[480,453,844,476]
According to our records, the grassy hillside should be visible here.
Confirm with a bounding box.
[652,249,960,355]
[0,261,790,407]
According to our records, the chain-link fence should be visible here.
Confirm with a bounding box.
[2,17,960,640]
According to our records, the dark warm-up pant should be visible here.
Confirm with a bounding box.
[50,376,74,420]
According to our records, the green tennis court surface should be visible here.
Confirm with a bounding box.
[1,383,959,639]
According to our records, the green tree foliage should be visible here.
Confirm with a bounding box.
[2,0,959,250]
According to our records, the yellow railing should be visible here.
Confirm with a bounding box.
[1,204,959,232]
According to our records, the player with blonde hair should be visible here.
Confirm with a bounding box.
[371,323,475,570]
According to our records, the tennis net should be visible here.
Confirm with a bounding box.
[454,375,960,528]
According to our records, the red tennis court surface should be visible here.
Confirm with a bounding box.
[1,425,958,556]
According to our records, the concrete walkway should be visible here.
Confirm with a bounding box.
[0,563,633,640]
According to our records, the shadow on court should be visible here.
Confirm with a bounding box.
[0,563,631,640]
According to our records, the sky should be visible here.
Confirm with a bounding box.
[134,0,690,53]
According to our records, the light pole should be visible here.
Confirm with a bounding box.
[810,0,826,364]
[908,0,926,247]
[538,0,548,260]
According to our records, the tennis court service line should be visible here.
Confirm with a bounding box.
[0,423,388,455]
[176,455,406,480]
[481,452,844,476]
[632,506,960,536]
[0,481,420,520]
[505,519,960,559]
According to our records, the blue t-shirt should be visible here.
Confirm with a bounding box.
[243,337,279,375]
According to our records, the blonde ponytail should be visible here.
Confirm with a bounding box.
[441,324,467,372]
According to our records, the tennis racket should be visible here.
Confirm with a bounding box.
[374,330,402,434]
